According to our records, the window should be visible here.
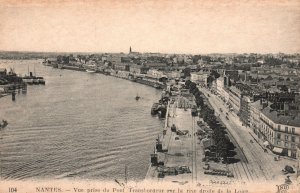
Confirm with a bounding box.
[285,142,288,147]
[292,128,295,134]
[285,127,288,133]
[278,125,281,131]
[291,136,295,142]
[291,144,296,149]
[277,133,281,139]
[277,141,281,145]
[285,135,289,141]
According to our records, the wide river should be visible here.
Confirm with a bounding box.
[0,60,164,181]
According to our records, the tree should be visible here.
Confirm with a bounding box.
[210,70,220,79]
[182,67,191,78]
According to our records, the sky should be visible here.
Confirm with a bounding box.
[0,0,300,54]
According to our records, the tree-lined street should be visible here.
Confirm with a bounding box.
[198,86,298,184]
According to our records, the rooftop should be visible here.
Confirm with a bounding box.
[261,105,300,127]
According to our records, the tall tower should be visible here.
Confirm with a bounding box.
[129,46,132,54]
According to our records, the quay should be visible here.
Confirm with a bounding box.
[145,94,233,183]
[44,63,167,90]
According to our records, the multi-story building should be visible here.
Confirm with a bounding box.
[249,100,263,136]
[190,71,209,86]
[240,95,252,127]
[216,76,225,97]
[165,70,181,79]
[129,64,149,74]
[114,63,130,71]
[147,69,165,79]
[260,105,300,158]
[228,86,242,113]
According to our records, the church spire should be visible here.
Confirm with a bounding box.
[129,46,132,53]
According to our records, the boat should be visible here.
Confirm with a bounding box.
[0,119,8,129]
[85,64,97,73]
[135,95,140,101]
[22,65,45,85]
[32,77,39,85]
[86,69,96,73]
[37,77,45,85]
[158,105,167,119]
[151,103,159,115]
[22,76,34,85]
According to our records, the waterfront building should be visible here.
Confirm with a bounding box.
[190,71,209,86]
[147,69,165,79]
[145,62,167,70]
[239,95,252,127]
[129,64,149,74]
[228,86,242,113]
[260,105,300,158]
[115,70,130,79]
[0,68,7,76]
[114,63,130,71]
[249,100,263,136]
[216,76,225,96]
[216,75,230,102]
[165,70,181,80]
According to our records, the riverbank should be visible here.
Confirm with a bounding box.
[46,63,166,90]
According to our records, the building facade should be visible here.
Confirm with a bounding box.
[260,106,300,158]
[228,86,242,113]
[249,100,263,136]
[190,72,209,86]
[240,95,251,127]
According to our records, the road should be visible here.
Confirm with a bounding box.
[198,86,298,184]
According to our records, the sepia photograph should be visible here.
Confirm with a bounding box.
[0,0,299,193]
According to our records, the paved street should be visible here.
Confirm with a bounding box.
[198,86,298,184]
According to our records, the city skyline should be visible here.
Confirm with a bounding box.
[0,0,300,54]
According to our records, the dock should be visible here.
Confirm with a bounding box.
[145,95,235,184]
[146,96,197,182]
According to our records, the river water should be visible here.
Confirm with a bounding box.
[0,60,163,181]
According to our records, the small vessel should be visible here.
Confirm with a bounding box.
[86,64,97,73]
[86,69,96,73]
[135,94,140,101]
[22,76,34,85]
[22,65,45,85]
[37,77,45,85]
[151,103,159,115]
[0,119,8,129]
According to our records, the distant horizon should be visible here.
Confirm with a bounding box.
[0,49,300,56]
